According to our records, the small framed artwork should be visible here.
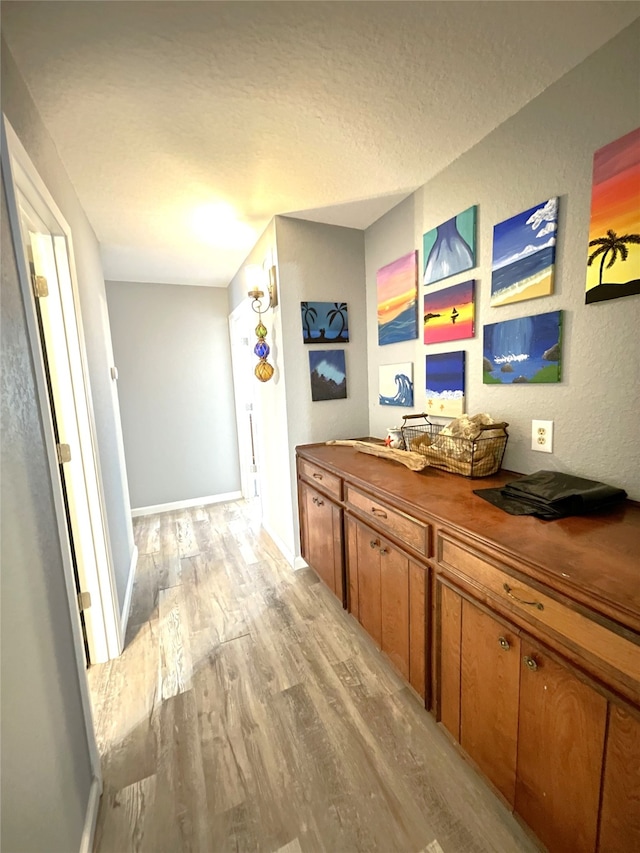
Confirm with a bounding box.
[424,280,475,344]
[586,127,640,304]
[377,250,418,345]
[483,310,563,384]
[423,206,476,287]
[379,362,414,407]
[491,198,558,307]
[425,351,465,417]
[308,349,347,401]
[300,301,349,343]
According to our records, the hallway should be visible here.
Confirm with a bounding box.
[88,501,539,852]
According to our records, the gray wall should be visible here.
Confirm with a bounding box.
[276,217,369,555]
[366,21,640,499]
[2,41,135,609]
[1,175,93,852]
[106,281,241,508]
[229,217,369,561]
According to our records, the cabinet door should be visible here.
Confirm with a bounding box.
[438,580,462,740]
[460,599,520,805]
[516,640,607,853]
[409,561,426,701]
[301,482,343,600]
[379,541,410,680]
[354,520,382,646]
[598,703,640,852]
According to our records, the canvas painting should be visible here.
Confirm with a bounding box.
[377,251,418,345]
[425,351,465,418]
[491,198,558,307]
[483,310,563,384]
[379,362,414,407]
[424,280,475,344]
[423,206,476,287]
[300,301,349,343]
[308,350,347,401]
[586,127,640,304]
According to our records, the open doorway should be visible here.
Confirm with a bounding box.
[2,116,121,666]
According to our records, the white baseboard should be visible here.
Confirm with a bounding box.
[261,518,295,567]
[80,775,102,853]
[120,544,138,640]
[131,491,242,518]
[293,556,309,571]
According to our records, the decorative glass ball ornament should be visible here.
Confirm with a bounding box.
[254,340,270,359]
[255,321,267,338]
[255,360,274,382]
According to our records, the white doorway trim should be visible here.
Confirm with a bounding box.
[1,112,120,795]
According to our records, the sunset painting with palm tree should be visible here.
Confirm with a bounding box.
[586,127,640,304]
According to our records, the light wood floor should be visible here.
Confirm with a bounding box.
[89,500,540,853]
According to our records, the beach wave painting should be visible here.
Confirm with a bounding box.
[483,311,562,384]
[379,362,414,407]
[491,199,558,307]
[586,127,640,304]
[424,280,475,344]
[425,351,465,417]
[377,251,418,345]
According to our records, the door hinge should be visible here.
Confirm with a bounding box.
[56,443,72,464]
[77,590,92,611]
[32,274,49,298]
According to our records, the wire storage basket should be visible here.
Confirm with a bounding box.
[401,414,509,478]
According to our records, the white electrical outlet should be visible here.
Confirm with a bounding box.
[532,420,553,453]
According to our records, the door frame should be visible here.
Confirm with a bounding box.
[2,112,119,794]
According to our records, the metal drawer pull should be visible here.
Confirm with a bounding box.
[312,496,324,506]
[498,636,511,651]
[370,540,379,549]
[312,473,323,480]
[379,547,389,556]
[371,507,387,518]
[503,583,544,611]
[523,655,538,672]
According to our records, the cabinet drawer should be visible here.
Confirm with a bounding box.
[299,459,342,500]
[439,535,640,689]
[346,485,431,557]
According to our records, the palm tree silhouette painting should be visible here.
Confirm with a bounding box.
[588,230,640,285]
[585,128,640,304]
[300,301,349,343]
[301,302,318,341]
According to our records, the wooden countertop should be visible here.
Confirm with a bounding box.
[297,443,640,636]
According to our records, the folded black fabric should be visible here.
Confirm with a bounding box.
[474,470,627,519]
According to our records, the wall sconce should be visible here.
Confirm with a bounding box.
[248,264,278,382]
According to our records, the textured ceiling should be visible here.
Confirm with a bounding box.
[2,1,639,287]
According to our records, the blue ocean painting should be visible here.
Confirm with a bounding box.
[379,362,414,407]
[425,351,465,417]
[483,311,562,384]
[491,199,558,306]
[301,301,349,343]
[309,349,347,400]
[423,206,477,286]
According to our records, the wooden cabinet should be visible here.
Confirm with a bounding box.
[299,480,343,602]
[346,515,425,696]
[515,639,607,853]
[598,704,640,852]
[296,443,640,853]
[460,598,520,806]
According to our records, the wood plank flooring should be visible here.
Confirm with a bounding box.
[89,500,540,853]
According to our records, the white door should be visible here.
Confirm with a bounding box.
[229,301,261,503]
